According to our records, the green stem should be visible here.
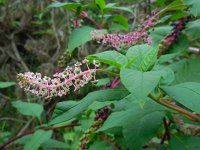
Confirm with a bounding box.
[97,69,120,77]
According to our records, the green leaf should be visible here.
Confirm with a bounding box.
[126,44,150,70]
[12,101,43,119]
[169,135,200,150]
[50,89,129,125]
[156,0,166,7]
[0,81,15,88]
[24,130,52,150]
[113,15,128,28]
[120,68,161,106]
[41,139,68,149]
[87,51,128,68]
[154,66,175,85]
[168,35,189,53]
[150,26,172,45]
[68,26,94,53]
[184,19,200,40]
[112,15,128,30]
[169,58,200,84]
[170,11,188,20]
[52,101,78,119]
[104,4,133,14]
[123,111,164,150]
[68,27,106,53]
[109,23,127,31]
[48,2,82,10]
[95,78,110,87]
[159,0,189,16]
[48,1,82,10]
[158,53,180,64]
[183,0,200,17]
[89,140,113,150]
[139,46,159,71]
[162,82,200,114]
[126,44,159,71]
[95,0,106,11]
[100,99,166,149]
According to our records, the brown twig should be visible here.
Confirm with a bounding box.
[0,123,80,150]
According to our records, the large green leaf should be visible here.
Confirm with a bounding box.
[150,26,172,45]
[126,44,158,71]
[169,58,200,84]
[126,44,150,70]
[184,19,200,40]
[139,46,159,71]
[68,26,95,53]
[169,135,200,150]
[153,65,175,85]
[120,68,161,106]
[50,89,129,125]
[183,0,200,17]
[52,101,78,119]
[24,130,52,150]
[169,35,189,53]
[162,82,200,114]
[68,27,106,53]
[0,81,15,88]
[99,99,166,150]
[12,101,43,119]
[87,50,128,68]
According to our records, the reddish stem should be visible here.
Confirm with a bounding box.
[110,77,120,89]
[79,11,102,29]
[160,117,171,144]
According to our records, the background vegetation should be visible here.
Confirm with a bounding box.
[0,0,200,149]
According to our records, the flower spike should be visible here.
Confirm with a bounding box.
[17,59,99,99]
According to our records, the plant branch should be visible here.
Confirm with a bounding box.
[97,69,120,77]
[160,117,171,144]
[149,95,200,122]
[0,123,80,150]
[71,9,102,29]
[79,11,102,29]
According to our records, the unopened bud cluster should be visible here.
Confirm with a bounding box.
[159,17,189,54]
[17,59,100,99]
[78,106,112,150]
[91,15,158,49]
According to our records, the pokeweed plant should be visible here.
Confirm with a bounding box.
[1,0,200,149]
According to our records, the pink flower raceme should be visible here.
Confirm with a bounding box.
[17,59,100,99]
[91,15,158,49]
[159,17,189,55]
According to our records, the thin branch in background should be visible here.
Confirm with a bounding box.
[0,117,26,123]
[10,34,30,72]
[51,9,62,65]
[0,123,80,150]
